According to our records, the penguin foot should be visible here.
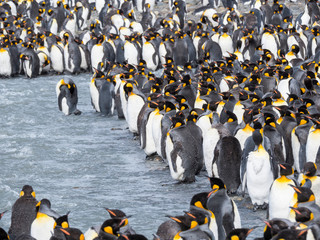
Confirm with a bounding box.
[74,109,82,115]
[253,204,258,212]
[261,202,268,210]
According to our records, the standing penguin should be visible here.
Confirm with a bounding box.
[63,31,81,74]
[206,177,241,240]
[8,185,38,240]
[20,43,40,78]
[241,129,278,211]
[306,116,320,164]
[31,199,60,240]
[213,135,242,194]
[300,162,320,206]
[268,163,296,219]
[166,113,203,182]
[142,35,159,71]
[0,44,12,77]
[90,69,115,116]
[56,78,81,116]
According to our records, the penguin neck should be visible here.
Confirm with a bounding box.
[242,123,254,133]
[36,212,48,218]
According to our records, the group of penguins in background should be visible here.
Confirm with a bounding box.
[4,0,320,237]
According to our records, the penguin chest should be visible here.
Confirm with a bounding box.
[202,127,220,177]
[65,19,77,36]
[90,81,100,112]
[143,111,157,156]
[31,215,55,240]
[84,227,98,240]
[166,133,185,181]
[235,127,253,151]
[0,49,12,76]
[246,148,273,204]
[50,19,58,35]
[91,44,104,71]
[268,177,295,219]
[159,42,167,65]
[126,94,145,133]
[277,79,290,101]
[60,96,70,115]
[291,128,301,172]
[64,44,74,72]
[306,129,320,163]
[196,115,212,134]
[261,33,278,57]
[234,102,245,124]
[50,45,64,73]
[219,34,233,57]
[142,42,158,71]
[152,113,164,157]
[23,59,33,78]
[124,41,139,66]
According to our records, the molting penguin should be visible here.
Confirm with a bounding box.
[241,129,277,211]
[56,78,81,116]
[8,185,37,240]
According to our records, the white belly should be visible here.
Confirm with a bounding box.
[51,45,64,73]
[306,129,320,163]
[246,149,274,205]
[0,50,12,76]
[142,42,158,71]
[143,111,157,156]
[202,127,220,177]
[166,133,185,181]
[90,81,100,112]
[126,94,145,133]
[124,42,139,66]
[152,113,163,157]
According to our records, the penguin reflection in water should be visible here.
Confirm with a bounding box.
[56,78,81,115]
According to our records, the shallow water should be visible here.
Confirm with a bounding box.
[0,73,266,239]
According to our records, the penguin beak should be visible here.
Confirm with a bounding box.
[263,220,272,228]
[290,207,301,215]
[279,164,286,169]
[59,228,70,235]
[289,184,301,194]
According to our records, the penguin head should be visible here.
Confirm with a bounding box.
[187,109,198,123]
[20,185,36,198]
[0,228,8,240]
[208,177,226,192]
[170,112,185,129]
[55,212,70,229]
[105,208,127,219]
[290,186,315,203]
[263,219,291,240]
[279,163,294,176]
[100,218,126,237]
[252,129,263,147]
[302,162,317,177]
[190,192,208,209]
[226,228,254,240]
[123,82,134,96]
[168,215,198,231]
[290,206,314,223]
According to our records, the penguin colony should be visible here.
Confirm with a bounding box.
[4,0,320,237]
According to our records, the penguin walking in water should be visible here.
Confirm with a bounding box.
[268,163,296,219]
[241,129,278,211]
[206,177,241,240]
[56,78,81,116]
[31,199,60,240]
[8,185,37,240]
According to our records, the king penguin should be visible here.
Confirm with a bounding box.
[31,199,60,240]
[56,78,81,116]
[241,129,277,211]
[206,177,241,240]
[268,163,296,220]
[300,162,320,206]
[8,185,38,240]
